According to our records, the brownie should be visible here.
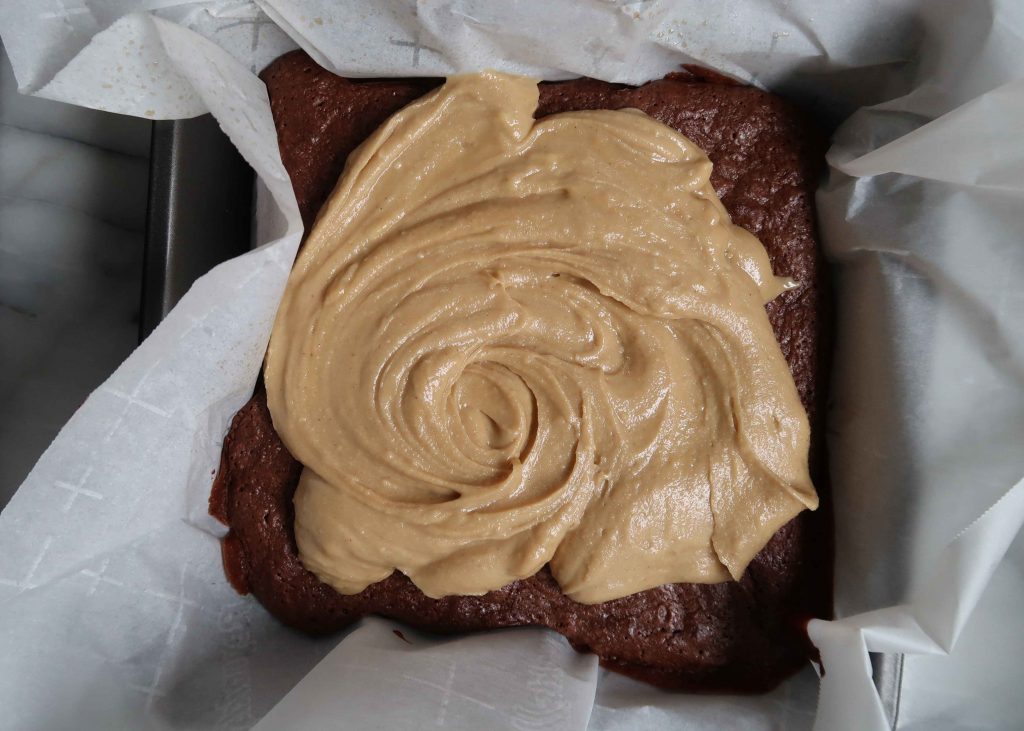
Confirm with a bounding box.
[210,50,832,692]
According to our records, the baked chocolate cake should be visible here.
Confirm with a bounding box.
[210,50,832,692]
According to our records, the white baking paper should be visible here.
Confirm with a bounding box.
[1,1,1023,729]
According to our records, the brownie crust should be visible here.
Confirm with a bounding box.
[210,51,832,692]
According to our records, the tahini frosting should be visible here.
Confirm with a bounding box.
[263,71,818,604]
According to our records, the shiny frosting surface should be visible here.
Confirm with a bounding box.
[264,71,818,604]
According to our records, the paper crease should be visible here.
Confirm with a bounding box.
[1,1,1023,729]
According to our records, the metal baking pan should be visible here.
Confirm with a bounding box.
[142,115,905,727]
[141,115,254,340]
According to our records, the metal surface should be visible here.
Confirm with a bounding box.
[141,115,254,341]
[872,652,904,728]
[142,110,905,725]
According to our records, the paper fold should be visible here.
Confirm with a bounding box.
[1,1,1023,729]
[810,476,1024,731]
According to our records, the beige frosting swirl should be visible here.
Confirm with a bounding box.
[264,71,818,604]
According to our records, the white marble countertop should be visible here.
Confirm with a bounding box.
[0,42,151,504]
[0,32,1020,730]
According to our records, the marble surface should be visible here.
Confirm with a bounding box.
[0,42,151,505]
[0,33,1020,730]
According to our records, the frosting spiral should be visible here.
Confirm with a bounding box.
[263,71,818,604]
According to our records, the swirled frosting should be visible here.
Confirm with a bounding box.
[263,71,818,604]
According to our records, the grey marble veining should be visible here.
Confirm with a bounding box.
[0,42,151,503]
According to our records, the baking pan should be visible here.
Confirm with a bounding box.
[142,115,904,728]
[141,115,254,340]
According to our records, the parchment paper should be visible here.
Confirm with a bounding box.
[1,2,1023,729]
